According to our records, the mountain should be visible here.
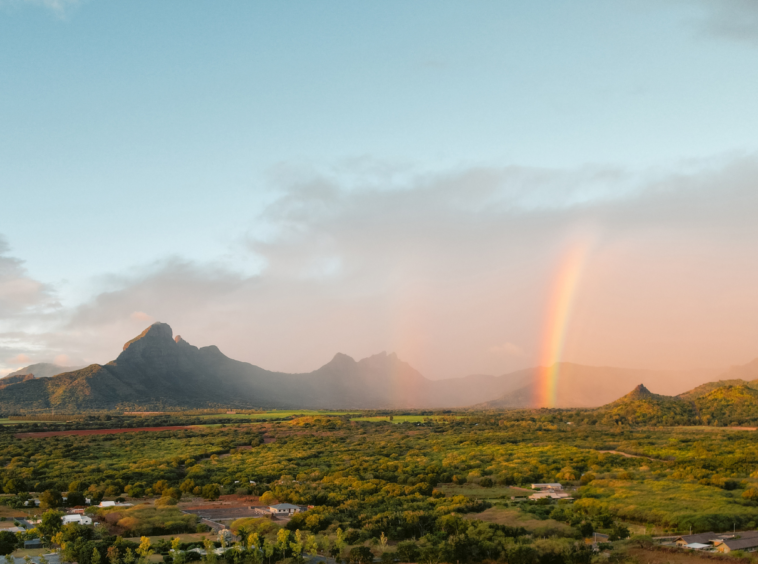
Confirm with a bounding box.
[474,362,719,409]
[0,323,527,413]
[596,384,697,425]
[5,362,84,379]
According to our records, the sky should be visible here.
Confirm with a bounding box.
[2,0,758,379]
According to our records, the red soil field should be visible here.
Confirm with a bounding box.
[15,425,200,439]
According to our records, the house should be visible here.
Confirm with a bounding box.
[715,535,758,553]
[531,483,563,490]
[675,532,719,547]
[529,490,572,500]
[267,503,303,515]
[62,514,93,526]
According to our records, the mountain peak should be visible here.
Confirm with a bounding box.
[122,322,173,351]
[626,384,653,400]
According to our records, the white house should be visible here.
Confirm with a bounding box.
[529,490,571,500]
[62,515,92,526]
[268,503,302,515]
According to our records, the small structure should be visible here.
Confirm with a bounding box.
[24,539,43,549]
[531,483,563,490]
[99,501,132,508]
[685,543,711,550]
[62,514,92,526]
[585,532,609,545]
[267,503,303,515]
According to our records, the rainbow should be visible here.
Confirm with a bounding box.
[535,242,592,407]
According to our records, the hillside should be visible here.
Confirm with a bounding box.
[693,385,758,426]
[596,384,697,426]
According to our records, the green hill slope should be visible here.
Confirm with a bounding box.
[597,384,697,426]
[694,385,758,426]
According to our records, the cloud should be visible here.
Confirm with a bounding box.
[9,353,31,364]
[694,0,758,44]
[3,155,758,379]
[8,0,82,17]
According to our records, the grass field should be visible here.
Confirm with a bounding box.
[437,483,531,499]
[350,415,465,424]
[465,506,573,534]
[0,418,65,426]
[198,410,363,420]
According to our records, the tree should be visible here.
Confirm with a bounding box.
[609,522,630,541]
[305,534,318,556]
[578,521,594,538]
[201,484,220,501]
[66,492,86,507]
[202,538,216,564]
[38,510,63,539]
[743,488,758,501]
[136,537,154,564]
[40,490,63,509]
[288,530,303,563]
[275,529,290,559]
[107,545,121,564]
[348,546,373,564]
[258,492,275,505]
[0,531,16,556]
[171,538,184,564]
[92,547,102,564]
[123,548,136,564]
[262,540,274,564]
[180,479,196,494]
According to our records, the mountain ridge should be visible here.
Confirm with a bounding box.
[0,322,754,414]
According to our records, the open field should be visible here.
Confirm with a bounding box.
[349,415,462,423]
[14,425,202,438]
[0,418,66,426]
[197,410,363,420]
[437,483,530,498]
[465,506,573,533]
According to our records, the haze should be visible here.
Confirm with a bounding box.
[2,1,758,381]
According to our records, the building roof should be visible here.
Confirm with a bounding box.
[720,537,758,551]
[677,532,718,544]
[531,483,562,489]
[686,543,711,550]
[269,503,300,510]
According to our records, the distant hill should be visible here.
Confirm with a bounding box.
[0,323,528,413]
[5,362,85,379]
[474,363,719,409]
[596,384,697,425]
